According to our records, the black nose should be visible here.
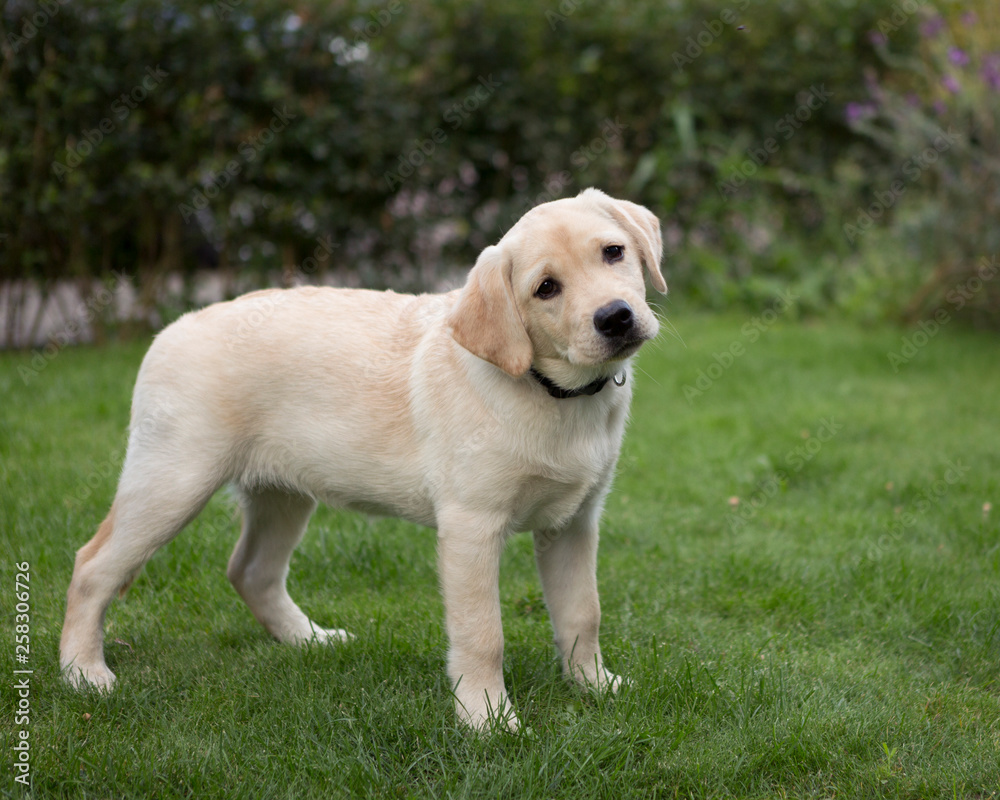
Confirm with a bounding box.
[593,300,634,338]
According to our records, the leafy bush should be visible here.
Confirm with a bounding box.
[844,0,1000,328]
[0,0,945,335]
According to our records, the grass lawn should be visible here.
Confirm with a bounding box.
[2,311,998,799]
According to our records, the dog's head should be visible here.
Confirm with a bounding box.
[449,188,666,390]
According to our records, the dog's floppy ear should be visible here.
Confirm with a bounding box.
[448,245,533,377]
[583,189,667,294]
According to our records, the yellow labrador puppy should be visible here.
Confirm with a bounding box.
[60,188,667,730]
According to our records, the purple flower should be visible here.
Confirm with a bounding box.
[961,11,977,26]
[982,54,1000,92]
[920,15,946,39]
[933,99,947,116]
[948,47,970,67]
[941,75,961,94]
[867,30,887,46]
[845,102,877,124]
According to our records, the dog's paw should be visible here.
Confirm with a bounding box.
[311,626,354,644]
[569,663,627,694]
[62,662,116,692]
[283,623,353,646]
[599,669,629,694]
[455,689,520,733]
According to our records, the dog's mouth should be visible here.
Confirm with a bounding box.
[604,334,647,363]
[555,324,654,377]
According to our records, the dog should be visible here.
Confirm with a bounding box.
[60,187,667,730]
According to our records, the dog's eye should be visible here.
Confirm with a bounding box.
[603,245,625,263]
[535,278,560,300]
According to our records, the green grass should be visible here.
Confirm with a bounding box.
[2,312,999,799]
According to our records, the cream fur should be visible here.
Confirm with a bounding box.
[59,188,666,731]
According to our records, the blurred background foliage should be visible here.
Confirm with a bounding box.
[1,0,997,344]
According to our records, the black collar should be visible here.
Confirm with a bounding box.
[530,368,609,399]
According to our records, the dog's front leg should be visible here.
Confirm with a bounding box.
[437,508,516,731]
[533,504,623,693]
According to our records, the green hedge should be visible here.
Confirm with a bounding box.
[1,0,927,321]
[845,1,1000,329]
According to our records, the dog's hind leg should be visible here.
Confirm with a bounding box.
[227,488,349,645]
[60,472,221,690]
